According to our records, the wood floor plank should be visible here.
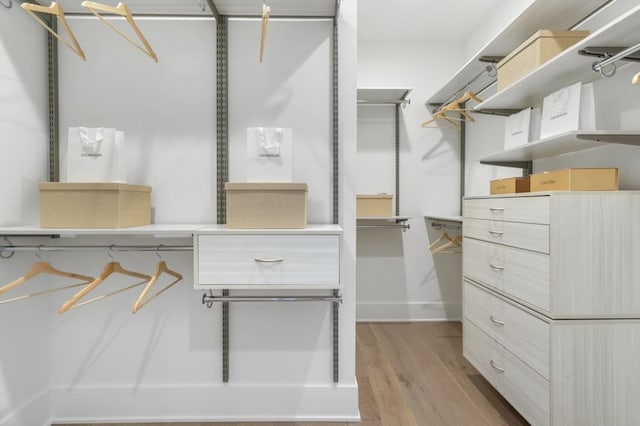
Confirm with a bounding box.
[413,322,528,426]
[356,323,420,426]
[53,322,528,426]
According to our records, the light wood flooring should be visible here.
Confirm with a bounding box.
[55,322,528,426]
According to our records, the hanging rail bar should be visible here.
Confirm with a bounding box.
[0,244,193,254]
[431,63,497,113]
[592,41,640,77]
[202,294,343,304]
[430,222,462,232]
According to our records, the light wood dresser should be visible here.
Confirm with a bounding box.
[462,191,640,426]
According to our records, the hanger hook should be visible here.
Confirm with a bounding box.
[155,245,163,260]
[0,0,12,9]
[35,245,43,260]
[198,0,205,12]
[107,245,115,261]
[0,236,15,259]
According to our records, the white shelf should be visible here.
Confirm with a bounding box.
[196,224,342,235]
[424,215,462,223]
[0,224,207,238]
[357,87,412,104]
[476,4,640,110]
[479,130,640,165]
[426,0,608,106]
[357,216,411,222]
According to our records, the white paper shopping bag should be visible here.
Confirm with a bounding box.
[64,127,127,182]
[504,108,532,149]
[540,82,595,139]
[246,127,293,182]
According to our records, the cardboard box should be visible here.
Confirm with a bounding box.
[530,168,618,192]
[490,176,531,195]
[497,30,589,91]
[357,194,393,217]
[225,182,307,229]
[39,182,151,228]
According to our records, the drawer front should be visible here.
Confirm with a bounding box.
[464,218,549,254]
[196,234,340,288]
[464,319,550,426]
[464,196,550,224]
[463,237,550,312]
[464,280,550,379]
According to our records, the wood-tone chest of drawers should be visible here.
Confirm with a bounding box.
[462,192,640,426]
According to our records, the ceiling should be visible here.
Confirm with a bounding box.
[358,0,507,42]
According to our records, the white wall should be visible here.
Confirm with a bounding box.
[0,4,358,423]
[357,41,465,321]
[0,6,51,426]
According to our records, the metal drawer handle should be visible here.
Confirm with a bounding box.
[254,257,284,263]
[490,359,505,373]
[489,263,505,271]
[489,315,505,326]
[488,230,504,236]
[489,207,505,212]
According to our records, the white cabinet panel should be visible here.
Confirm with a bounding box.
[463,196,550,224]
[195,233,340,289]
[464,281,549,379]
[464,319,550,426]
[464,218,549,254]
[463,237,550,312]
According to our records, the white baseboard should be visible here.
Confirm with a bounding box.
[50,383,360,423]
[0,388,51,426]
[356,301,462,322]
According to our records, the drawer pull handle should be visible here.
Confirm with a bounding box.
[488,230,504,236]
[490,359,505,373]
[489,264,504,271]
[254,257,284,263]
[489,207,505,213]
[489,315,505,326]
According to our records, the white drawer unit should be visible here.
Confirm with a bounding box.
[194,225,341,289]
[463,192,640,426]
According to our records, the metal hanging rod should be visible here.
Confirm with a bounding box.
[202,294,342,306]
[430,63,497,113]
[357,223,410,232]
[357,99,411,108]
[430,222,462,232]
[0,244,193,254]
[592,41,640,77]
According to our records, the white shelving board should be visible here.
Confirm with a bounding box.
[424,215,462,223]
[479,130,640,164]
[358,88,412,104]
[0,224,206,238]
[476,4,640,110]
[425,0,609,106]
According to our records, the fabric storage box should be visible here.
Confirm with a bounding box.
[530,168,618,192]
[497,30,589,91]
[357,194,393,217]
[490,176,531,195]
[225,182,307,229]
[39,182,151,228]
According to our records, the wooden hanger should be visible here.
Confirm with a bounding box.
[260,2,270,63]
[0,260,95,303]
[81,1,158,62]
[432,235,463,254]
[428,232,452,251]
[633,72,640,86]
[21,2,86,60]
[421,91,482,128]
[59,261,151,313]
[132,260,183,313]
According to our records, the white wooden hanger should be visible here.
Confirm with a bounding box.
[260,2,270,63]
[81,1,158,62]
[431,235,463,254]
[21,2,86,60]
[428,232,452,251]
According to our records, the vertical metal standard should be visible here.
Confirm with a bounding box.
[332,17,340,383]
[395,104,400,217]
[216,16,228,225]
[216,15,230,383]
[460,112,465,214]
[48,17,59,182]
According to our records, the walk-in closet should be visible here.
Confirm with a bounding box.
[1,0,640,425]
